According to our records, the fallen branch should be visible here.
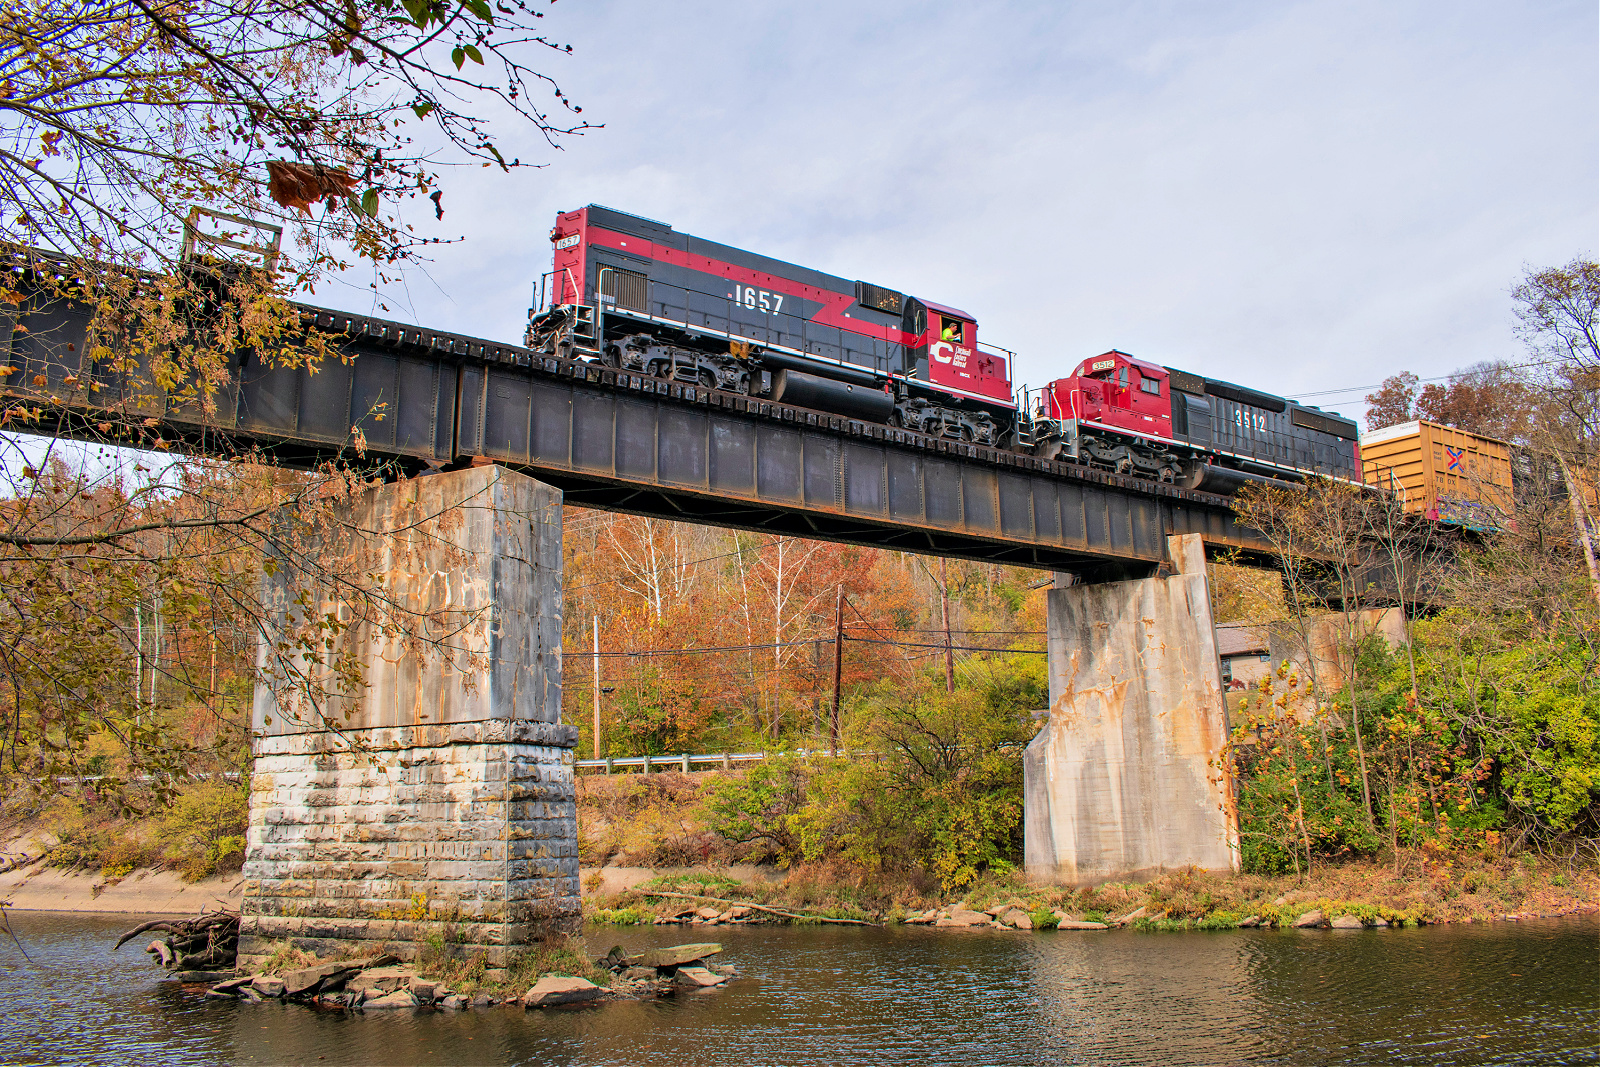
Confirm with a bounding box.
[634,889,879,926]
[116,908,240,969]
[115,919,179,950]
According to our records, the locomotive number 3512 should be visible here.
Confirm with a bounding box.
[729,285,785,314]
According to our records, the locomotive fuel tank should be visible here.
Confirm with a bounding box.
[1177,462,1300,495]
[770,368,895,421]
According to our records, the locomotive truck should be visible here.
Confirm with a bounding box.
[525,204,1360,494]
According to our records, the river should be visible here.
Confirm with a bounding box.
[0,912,1593,1066]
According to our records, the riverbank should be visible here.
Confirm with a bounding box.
[4,855,1593,934]
[0,863,244,914]
[583,856,1600,932]
[6,777,1593,932]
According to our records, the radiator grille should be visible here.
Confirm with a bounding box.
[1167,368,1206,395]
[856,281,904,314]
[601,266,649,313]
[1291,406,1359,440]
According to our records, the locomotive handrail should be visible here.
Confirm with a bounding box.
[637,274,901,377]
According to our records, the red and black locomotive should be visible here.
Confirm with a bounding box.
[526,204,1360,492]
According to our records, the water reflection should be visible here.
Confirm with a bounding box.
[0,912,1592,1066]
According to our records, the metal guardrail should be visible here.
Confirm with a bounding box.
[575,742,1032,774]
[574,749,874,774]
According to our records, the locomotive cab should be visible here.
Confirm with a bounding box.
[903,297,1010,406]
[1044,351,1173,437]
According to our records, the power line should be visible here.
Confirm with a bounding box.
[558,535,803,596]
[570,638,814,657]
[842,634,1046,654]
[843,626,1045,635]
[1286,357,1566,402]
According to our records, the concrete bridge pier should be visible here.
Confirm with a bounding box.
[237,464,577,968]
[1024,533,1239,887]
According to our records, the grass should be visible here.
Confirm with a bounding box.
[412,936,612,996]
[258,941,321,975]
[585,853,1598,932]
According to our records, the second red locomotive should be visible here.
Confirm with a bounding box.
[526,204,1359,492]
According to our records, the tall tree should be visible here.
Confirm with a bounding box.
[1512,259,1600,603]
[1364,372,1419,432]
[0,2,591,796]
[2,0,589,429]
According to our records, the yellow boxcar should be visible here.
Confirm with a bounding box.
[1359,419,1512,527]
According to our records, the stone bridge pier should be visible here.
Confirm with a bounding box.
[237,465,578,968]
[1024,533,1239,887]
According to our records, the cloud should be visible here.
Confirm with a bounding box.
[340,0,1596,422]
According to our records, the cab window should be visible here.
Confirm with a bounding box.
[1139,376,1161,396]
[1117,366,1129,388]
[939,317,965,344]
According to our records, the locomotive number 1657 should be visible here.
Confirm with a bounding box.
[728,285,785,314]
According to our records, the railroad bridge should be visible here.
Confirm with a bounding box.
[7,268,1290,961]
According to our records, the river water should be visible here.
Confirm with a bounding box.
[0,912,1594,1066]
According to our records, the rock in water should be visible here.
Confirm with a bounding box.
[1329,914,1365,929]
[280,961,361,997]
[1001,909,1033,929]
[941,909,989,926]
[1237,916,1262,928]
[1291,909,1326,928]
[1057,920,1109,930]
[636,943,723,968]
[362,989,418,1010]
[251,977,285,997]
[348,966,412,995]
[171,970,235,983]
[522,975,607,1008]
[674,966,726,988]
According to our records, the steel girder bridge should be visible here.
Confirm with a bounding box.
[3,272,1275,581]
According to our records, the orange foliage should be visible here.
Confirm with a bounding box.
[562,507,1048,755]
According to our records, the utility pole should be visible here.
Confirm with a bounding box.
[592,615,602,760]
[939,557,955,693]
[830,585,844,757]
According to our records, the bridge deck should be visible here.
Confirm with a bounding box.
[4,288,1272,577]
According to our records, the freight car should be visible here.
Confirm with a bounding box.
[1359,419,1512,527]
[525,204,1359,491]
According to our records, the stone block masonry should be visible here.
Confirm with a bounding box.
[1024,533,1239,887]
[238,465,577,968]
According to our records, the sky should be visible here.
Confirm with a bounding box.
[320,0,1597,426]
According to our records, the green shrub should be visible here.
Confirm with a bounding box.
[156,779,249,882]
[589,907,649,925]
